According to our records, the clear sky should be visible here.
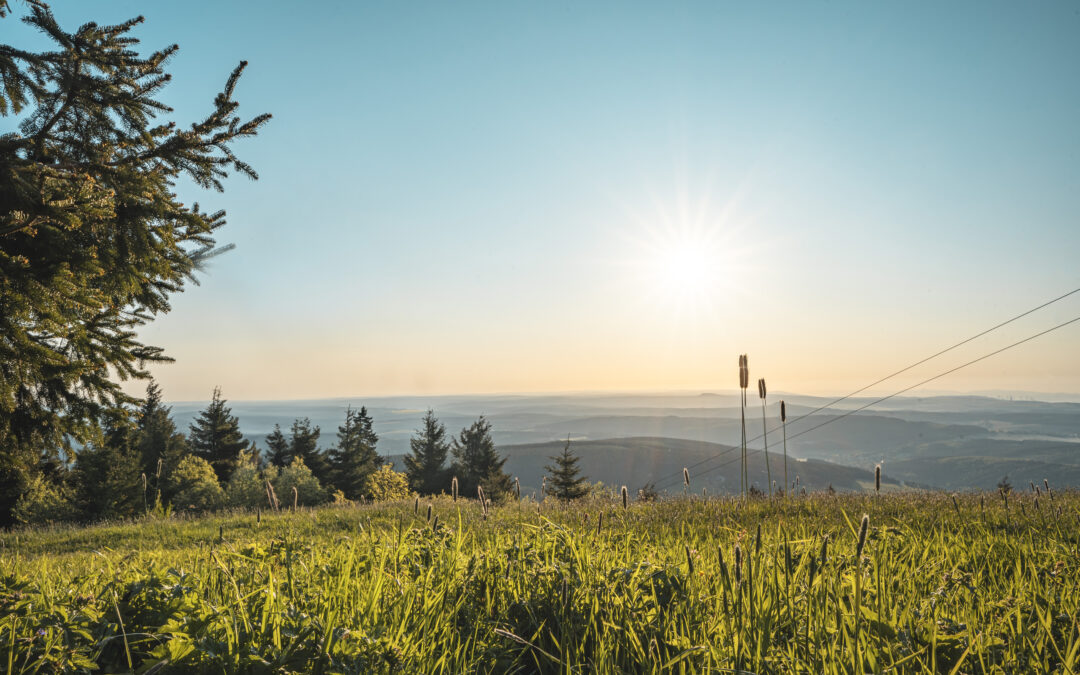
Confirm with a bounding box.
[11,1,1080,401]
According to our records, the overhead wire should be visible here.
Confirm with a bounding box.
[654,304,1080,490]
[656,285,1080,489]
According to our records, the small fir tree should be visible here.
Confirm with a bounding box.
[545,438,590,501]
[451,417,513,501]
[70,412,144,521]
[265,424,291,467]
[188,387,247,484]
[288,417,331,487]
[136,380,189,500]
[403,410,451,495]
[327,406,382,500]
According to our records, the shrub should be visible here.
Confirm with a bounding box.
[12,475,76,525]
[166,456,225,513]
[272,458,327,507]
[225,464,267,509]
[364,465,411,502]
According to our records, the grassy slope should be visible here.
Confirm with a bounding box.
[3,491,1079,673]
[495,436,900,495]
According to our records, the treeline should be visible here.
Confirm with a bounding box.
[11,383,516,526]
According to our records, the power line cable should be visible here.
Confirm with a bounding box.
[653,285,1080,488]
[656,311,1080,489]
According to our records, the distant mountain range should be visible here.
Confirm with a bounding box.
[165,391,1080,493]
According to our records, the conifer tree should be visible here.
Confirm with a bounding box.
[288,417,331,487]
[451,417,513,501]
[265,424,291,467]
[544,438,589,501]
[403,410,451,495]
[188,387,247,484]
[0,3,268,525]
[71,411,144,521]
[327,406,382,499]
[136,380,188,499]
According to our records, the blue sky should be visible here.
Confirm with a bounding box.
[8,1,1080,400]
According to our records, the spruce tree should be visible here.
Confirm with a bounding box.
[136,380,188,499]
[403,410,451,495]
[188,387,247,484]
[0,4,268,525]
[288,417,331,487]
[71,411,144,521]
[327,406,382,499]
[406,408,453,492]
[451,417,513,501]
[544,438,589,501]
[265,424,291,467]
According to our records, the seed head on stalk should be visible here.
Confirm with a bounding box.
[875,464,881,493]
[451,476,458,502]
[780,400,789,499]
[478,486,488,517]
[621,485,628,510]
[683,467,690,488]
[734,543,743,586]
[738,354,749,499]
[685,545,695,576]
[758,377,772,497]
[856,514,869,558]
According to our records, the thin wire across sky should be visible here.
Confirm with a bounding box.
[652,285,1080,490]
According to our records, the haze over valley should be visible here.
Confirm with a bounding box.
[167,391,1080,495]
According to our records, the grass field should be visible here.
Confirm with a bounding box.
[2,490,1079,673]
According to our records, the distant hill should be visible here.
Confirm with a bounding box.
[166,391,1080,491]
[385,436,903,498]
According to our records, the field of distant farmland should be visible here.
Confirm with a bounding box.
[2,491,1079,673]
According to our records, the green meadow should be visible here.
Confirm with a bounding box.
[2,491,1078,673]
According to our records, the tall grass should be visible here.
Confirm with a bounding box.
[2,491,1079,673]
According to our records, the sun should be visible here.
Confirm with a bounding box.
[651,238,716,300]
[607,179,760,324]
[635,226,740,316]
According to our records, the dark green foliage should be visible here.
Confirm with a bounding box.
[327,406,381,499]
[187,387,246,485]
[135,380,188,501]
[287,417,330,487]
[265,424,290,467]
[403,410,451,495]
[0,3,267,524]
[451,417,512,501]
[544,438,589,501]
[70,412,144,521]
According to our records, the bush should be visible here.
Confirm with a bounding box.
[226,464,267,509]
[364,465,411,502]
[165,456,225,513]
[272,458,327,507]
[12,475,76,525]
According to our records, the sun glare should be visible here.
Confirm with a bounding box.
[631,223,746,320]
[652,239,716,299]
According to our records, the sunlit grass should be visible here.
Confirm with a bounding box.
[2,491,1079,672]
